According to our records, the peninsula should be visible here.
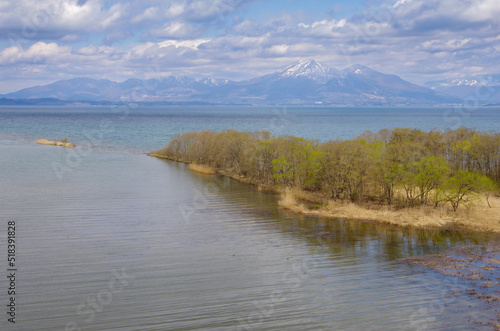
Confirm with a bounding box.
[149,128,500,233]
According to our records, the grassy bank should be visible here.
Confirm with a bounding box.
[149,128,500,233]
[278,188,500,233]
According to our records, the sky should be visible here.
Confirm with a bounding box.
[0,0,499,93]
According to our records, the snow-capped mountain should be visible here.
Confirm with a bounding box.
[425,75,500,89]
[199,78,231,87]
[326,64,437,95]
[269,59,339,83]
[424,74,500,103]
[1,59,461,106]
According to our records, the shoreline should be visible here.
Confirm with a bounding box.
[149,153,500,234]
[278,187,500,234]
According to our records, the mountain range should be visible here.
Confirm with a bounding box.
[1,59,490,106]
[424,74,500,104]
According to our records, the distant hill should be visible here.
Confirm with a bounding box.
[1,60,462,106]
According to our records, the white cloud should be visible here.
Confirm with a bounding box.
[420,39,472,52]
[0,42,71,65]
[185,0,248,21]
[0,1,10,10]
[99,3,125,29]
[166,3,186,18]
[298,19,346,30]
[75,45,114,56]
[131,6,163,24]
[130,0,248,27]
[296,18,347,37]
[60,34,80,42]
[266,44,288,55]
[393,0,410,8]
[149,22,203,39]
[391,0,500,30]
[461,0,500,22]
[0,46,22,64]
[159,39,210,50]
[0,0,128,38]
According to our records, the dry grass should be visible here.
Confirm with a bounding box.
[461,196,500,232]
[286,188,327,204]
[188,163,217,175]
[278,188,500,233]
[278,188,308,212]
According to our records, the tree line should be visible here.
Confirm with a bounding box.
[151,127,499,211]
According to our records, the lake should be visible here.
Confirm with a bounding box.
[1,106,499,330]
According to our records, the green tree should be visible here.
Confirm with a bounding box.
[442,170,479,211]
[412,156,449,204]
[475,174,498,208]
[272,156,293,187]
[305,150,325,189]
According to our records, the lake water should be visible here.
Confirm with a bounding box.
[1,106,500,330]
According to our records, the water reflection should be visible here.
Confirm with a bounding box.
[3,142,496,331]
[164,159,498,262]
[156,159,500,329]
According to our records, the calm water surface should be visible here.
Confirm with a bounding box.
[1,106,499,330]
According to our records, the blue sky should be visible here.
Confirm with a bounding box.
[0,0,499,93]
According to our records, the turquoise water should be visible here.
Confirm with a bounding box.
[0,106,499,330]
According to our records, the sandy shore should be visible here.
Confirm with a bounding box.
[37,139,75,148]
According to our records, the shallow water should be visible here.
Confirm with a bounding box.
[1,106,500,330]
